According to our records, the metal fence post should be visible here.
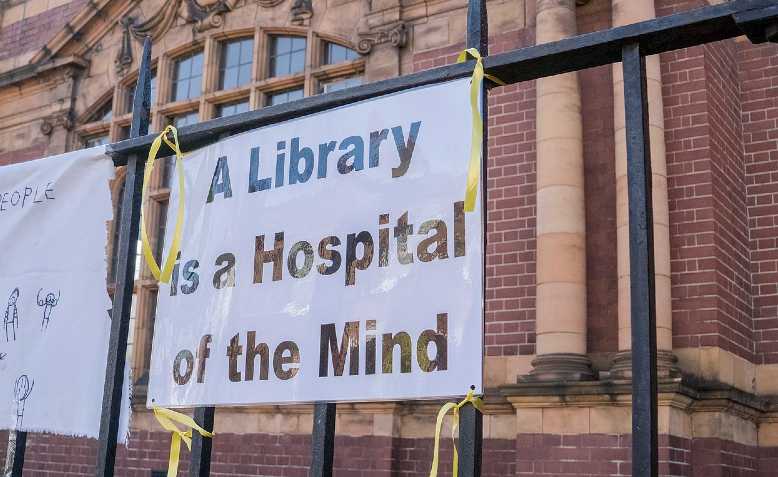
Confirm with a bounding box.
[458,0,487,474]
[309,402,336,477]
[189,407,215,477]
[3,430,26,477]
[622,42,659,477]
[95,37,152,477]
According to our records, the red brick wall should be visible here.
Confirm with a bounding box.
[692,438,759,477]
[8,429,778,476]
[704,38,754,361]
[579,0,618,354]
[412,30,539,357]
[660,28,758,362]
[0,141,47,167]
[0,430,516,477]
[0,0,87,63]
[739,39,778,365]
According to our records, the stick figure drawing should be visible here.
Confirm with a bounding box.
[4,288,19,342]
[14,374,33,429]
[37,288,60,331]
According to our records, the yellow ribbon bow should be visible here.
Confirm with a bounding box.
[153,406,214,477]
[140,125,186,283]
[428,388,484,477]
[456,48,506,213]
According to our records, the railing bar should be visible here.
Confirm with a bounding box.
[94,37,152,477]
[622,42,659,477]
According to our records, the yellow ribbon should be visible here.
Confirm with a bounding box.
[140,125,185,283]
[428,389,484,477]
[456,48,506,213]
[153,406,214,477]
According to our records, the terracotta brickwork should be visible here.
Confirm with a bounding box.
[0,0,86,62]
[412,30,539,358]
[739,39,778,365]
[0,431,518,476]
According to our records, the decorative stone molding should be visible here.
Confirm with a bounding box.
[290,0,313,26]
[126,0,239,40]
[608,349,680,381]
[356,22,407,54]
[186,0,239,33]
[126,2,179,41]
[258,0,284,8]
[40,113,73,136]
[115,17,134,76]
[518,353,596,383]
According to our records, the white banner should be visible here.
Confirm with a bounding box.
[148,78,483,407]
[0,146,127,438]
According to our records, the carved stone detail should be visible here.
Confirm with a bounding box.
[115,17,134,76]
[290,0,313,26]
[40,113,72,136]
[258,0,284,8]
[185,0,239,33]
[126,0,239,40]
[127,2,180,40]
[356,23,406,55]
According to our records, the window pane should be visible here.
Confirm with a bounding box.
[162,156,176,188]
[319,76,362,94]
[268,88,304,106]
[173,52,203,101]
[220,39,254,90]
[155,202,168,263]
[323,42,359,65]
[269,36,306,77]
[172,111,199,128]
[89,102,112,122]
[83,135,109,148]
[216,100,250,118]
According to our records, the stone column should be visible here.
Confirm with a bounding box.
[609,0,677,379]
[523,0,594,381]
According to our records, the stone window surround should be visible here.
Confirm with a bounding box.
[77,26,363,386]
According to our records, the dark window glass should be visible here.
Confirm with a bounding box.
[216,100,250,118]
[172,52,203,101]
[319,76,362,94]
[162,156,176,188]
[118,126,131,141]
[83,135,109,148]
[154,202,168,263]
[323,42,358,65]
[90,102,113,122]
[220,39,253,90]
[268,36,306,78]
[172,111,199,128]
[127,72,157,113]
[268,88,304,106]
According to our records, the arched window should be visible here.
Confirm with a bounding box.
[85,28,365,390]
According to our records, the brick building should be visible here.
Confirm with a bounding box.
[0,0,777,475]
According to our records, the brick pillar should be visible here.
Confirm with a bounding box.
[609,0,678,380]
[522,0,594,382]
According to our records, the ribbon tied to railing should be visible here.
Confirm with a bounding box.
[428,387,484,477]
[456,48,506,213]
[140,125,186,283]
[153,406,214,477]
